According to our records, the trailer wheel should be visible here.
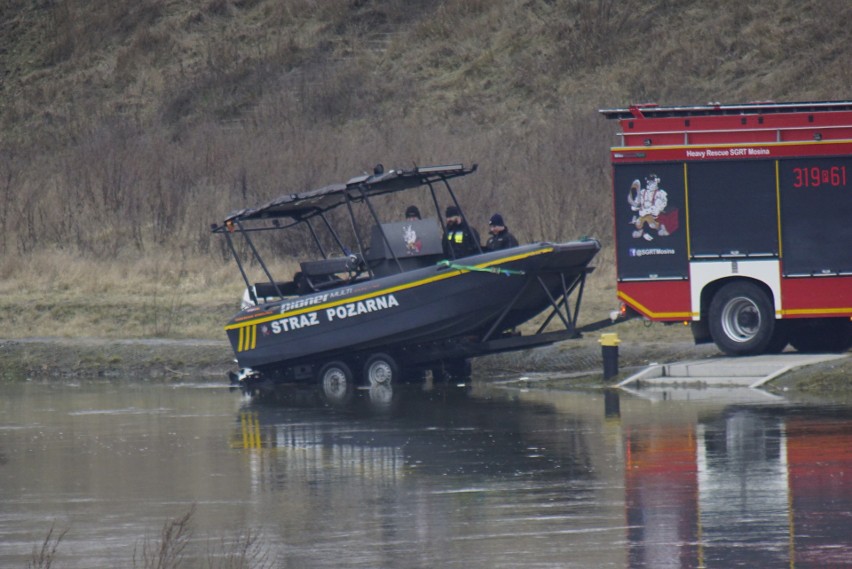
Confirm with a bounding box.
[709,282,775,356]
[317,361,354,404]
[789,319,852,353]
[363,353,399,386]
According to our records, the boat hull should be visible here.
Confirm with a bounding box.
[226,240,599,371]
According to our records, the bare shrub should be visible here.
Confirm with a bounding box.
[21,508,274,569]
[0,149,19,255]
[27,524,68,569]
[204,529,274,569]
[133,505,195,569]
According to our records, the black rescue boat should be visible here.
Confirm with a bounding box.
[212,163,600,393]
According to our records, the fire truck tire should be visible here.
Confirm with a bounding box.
[765,321,790,354]
[363,353,399,386]
[317,360,355,405]
[788,319,852,353]
[708,282,775,356]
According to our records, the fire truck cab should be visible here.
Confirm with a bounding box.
[600,101,852,356]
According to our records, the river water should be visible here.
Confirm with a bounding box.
[1,376,850,568]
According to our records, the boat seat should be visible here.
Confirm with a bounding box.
[253,281,299,299]
[300,257,352,277]
[242,280,301,309]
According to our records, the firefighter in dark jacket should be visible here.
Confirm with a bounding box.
[442,205,480,259]
[484,213,519,251]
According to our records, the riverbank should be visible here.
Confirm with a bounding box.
[2,336,848,395]
[0,338,233,382]
[0,334,717,383]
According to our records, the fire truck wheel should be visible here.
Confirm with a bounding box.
[317,360,354,405]
[709,282,775,356]
[363,353,399,386]
[765,321,790,354]
[789,318,852,353]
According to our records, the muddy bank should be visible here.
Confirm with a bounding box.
[0,336,715,382]
[769,355,852,395]
[0,338,233,382]
[1,336,849,393]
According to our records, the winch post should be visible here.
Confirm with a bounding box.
[599,333,621,380]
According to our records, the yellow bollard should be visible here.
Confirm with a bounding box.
[599,333,621,380]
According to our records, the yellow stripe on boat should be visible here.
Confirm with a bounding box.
[237,325,257,352]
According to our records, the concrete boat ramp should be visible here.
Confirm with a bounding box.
[618,352,848,390]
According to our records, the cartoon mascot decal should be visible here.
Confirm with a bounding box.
[628,174,678,240]
[402,223,422,255]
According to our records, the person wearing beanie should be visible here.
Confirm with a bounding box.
[405,205,421,220]
[484,213,519,251]
[442,205,480,259]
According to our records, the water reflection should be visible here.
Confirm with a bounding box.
[234,383,610,568]
[235,384,852,569]
[786,413,852,568]
[1,380,851,568]
[238,383,597,479]
[536,386,852,569]
[697,410,787,568]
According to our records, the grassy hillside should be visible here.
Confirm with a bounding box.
[5,1,850,140]
[1,0,850,338]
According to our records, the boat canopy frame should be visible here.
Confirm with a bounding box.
[211,163,480,304]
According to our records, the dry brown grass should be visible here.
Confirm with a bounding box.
[0,250,248,339]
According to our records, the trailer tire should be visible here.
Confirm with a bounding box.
[317,360,354,404]
[789,319,852,353]
[709,282,775,356]
[363,353,399,386]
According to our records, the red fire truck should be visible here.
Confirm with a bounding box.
[600,101,852,356]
